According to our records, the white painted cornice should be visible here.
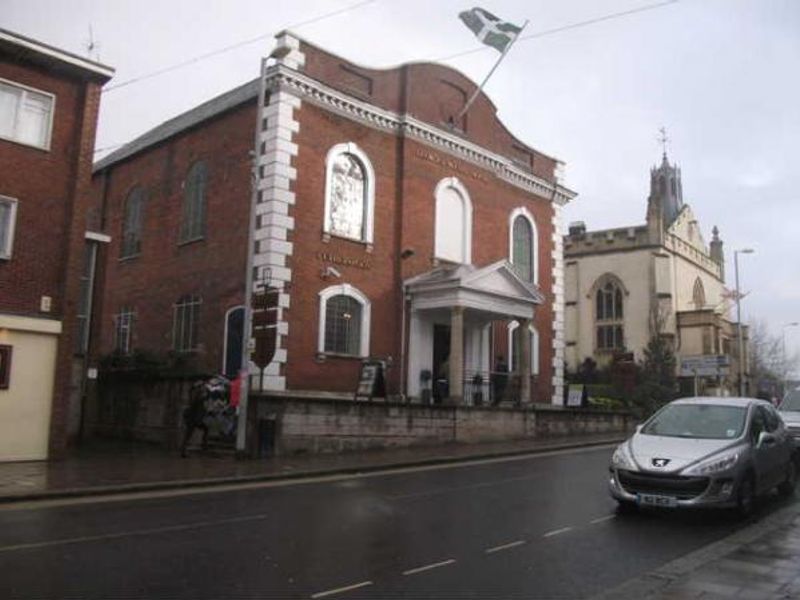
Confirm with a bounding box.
[265,65,577,206]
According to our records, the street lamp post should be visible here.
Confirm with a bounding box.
[783,322,799,398]
[734,248,754,397]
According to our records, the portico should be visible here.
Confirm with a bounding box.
[405,261,544,404]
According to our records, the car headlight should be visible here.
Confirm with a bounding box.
[611,445,635,470]
[684,452,739,476]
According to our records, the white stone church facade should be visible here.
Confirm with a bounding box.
[563,153,747,394]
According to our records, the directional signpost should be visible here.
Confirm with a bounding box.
[679,355,731,395]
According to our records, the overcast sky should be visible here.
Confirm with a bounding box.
[6,0,799,368]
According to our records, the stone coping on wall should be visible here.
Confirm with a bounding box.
[250,390,631,418]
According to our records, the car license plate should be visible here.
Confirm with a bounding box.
[637,493,678,508]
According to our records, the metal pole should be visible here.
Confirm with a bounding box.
[455,20,529,123]
[735,250,744,397]
[235,56,268,456]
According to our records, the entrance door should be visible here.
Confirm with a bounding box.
[432,324,451,403]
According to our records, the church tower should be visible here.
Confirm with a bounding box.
[648,153,683,225]
[710,225,725,281]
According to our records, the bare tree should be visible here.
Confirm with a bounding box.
[748,319,800,397]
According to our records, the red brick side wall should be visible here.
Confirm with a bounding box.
[0,55,110,455]
[0,59,86,318]
[91,102,256,374]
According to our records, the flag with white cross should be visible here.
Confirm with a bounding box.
[459,7,523,53]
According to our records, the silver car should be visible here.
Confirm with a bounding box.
[609,397,796,515]
[779,388,800,456]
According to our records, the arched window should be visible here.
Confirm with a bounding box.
[318,284,371,357]
[434,177,472,264]
[509,208,538,283]
[120,186,144,258]
[508,321,540,375]
[323,143,375,244]
[594,277,625,351]
[181,161,207,242]
[693,277,706,308]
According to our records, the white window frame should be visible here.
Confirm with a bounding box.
[0,77,56,151]
[114,307,135,355]
[507,320,540,375]
[173,295,202,353]
[508,207,538,284]
[434,177,473,264]
[0,195,18,260]
[323,142,375,244]
[317,283,371,358]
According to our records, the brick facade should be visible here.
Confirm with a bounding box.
[0,30,112,460]
[92,34,574,406]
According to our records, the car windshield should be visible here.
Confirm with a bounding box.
[781,389,800,411]
[641,403,747,439]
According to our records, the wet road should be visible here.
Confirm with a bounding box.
[0,445,793,599]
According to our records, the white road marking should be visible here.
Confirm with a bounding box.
[402,558,456,575]
[543,526,573,538]
[590,514,616,524]
[0,443,617,512]
[485,540,526,554]
[0,514,270,553]
[310,580,373,598]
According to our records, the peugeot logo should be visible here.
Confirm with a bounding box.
[652,458,671,468]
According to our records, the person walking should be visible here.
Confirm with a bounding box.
[180,380,210,457]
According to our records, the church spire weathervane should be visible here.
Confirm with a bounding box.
[658,126,670,161]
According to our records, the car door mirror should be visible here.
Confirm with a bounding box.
[757,431,776,448]
[635,423,643,433]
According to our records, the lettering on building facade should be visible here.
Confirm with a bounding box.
[317,252,372,270]
[413,149,488,182]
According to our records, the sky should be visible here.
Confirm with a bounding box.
[6,0,800,370]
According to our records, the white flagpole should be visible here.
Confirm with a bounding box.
[455,19,529,123]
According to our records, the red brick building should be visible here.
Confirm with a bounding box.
[0,29,113,461]
[91,33,574,422]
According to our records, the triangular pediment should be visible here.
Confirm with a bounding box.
[405,260,544,305]
[461,260,544,303]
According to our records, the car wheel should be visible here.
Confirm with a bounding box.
[736,474,756,518]
[778,461,797,497]
[616,499,638,514]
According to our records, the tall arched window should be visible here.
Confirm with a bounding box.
[595,277,624,351]
[508,207,538,283]
[434,177,472,264]
[508,321,540,375]
[323,143,375,244]
[318,284,371,357]
[181,160,207,242]
[120,186,144,258]
[693,277,706,308]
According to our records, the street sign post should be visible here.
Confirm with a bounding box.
[679,355,731,396]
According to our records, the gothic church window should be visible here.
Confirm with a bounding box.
[509,208,538,283]
[180,160,207,243]
[595,278,624,351]
[318,284,371,357]
[323,143,375,244]
[434,177,472,264]
[693,277,706,308]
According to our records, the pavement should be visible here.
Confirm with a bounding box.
[0,433,624,502]
[2,434,800,598]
